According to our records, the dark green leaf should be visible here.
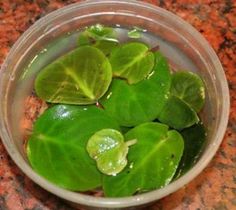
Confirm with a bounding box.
[27,105,120,191]
[174,123,206,179]
[87,129,136,176]
[35,46,112,105]
[170,71,205,112]
[100,52,171,127]
[110,42,155,84]
[103,122,184,197]
[158,96,199,130]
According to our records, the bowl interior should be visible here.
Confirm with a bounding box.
[0,0,229,209]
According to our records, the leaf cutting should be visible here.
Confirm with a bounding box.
[87,129,136,176]
[103,122,184,197]
[100,51,171,127]
[35,46,112,105]
[27,105,120,191]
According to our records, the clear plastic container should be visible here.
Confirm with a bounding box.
[0,0,229,209]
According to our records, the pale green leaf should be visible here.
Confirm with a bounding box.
[109,42,155,84]
[35,46,112,105]
[87,129,136,176]
[170,71,205,112]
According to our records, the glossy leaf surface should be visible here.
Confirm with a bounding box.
[87,129,136,176]
[110,42,154,84]
[158,96,199,130]
[170,71,205,112]
[100,52,171,127]
[27,105,120,191]
[103,122,184,197]
[35,46,112,105]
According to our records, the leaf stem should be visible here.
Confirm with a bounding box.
[150,45,160,52]
[125,139,137,147]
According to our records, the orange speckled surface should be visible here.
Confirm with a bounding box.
[0,0,236,209]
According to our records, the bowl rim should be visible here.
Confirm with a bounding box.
[0,0,230,208]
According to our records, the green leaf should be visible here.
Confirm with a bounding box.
[128,29,141,39]
[77,24,119,55]
[84,24,117,42]
[103,122,184,197]
[109,42,155,84]
[93,40,119,56]
[35,46,112,105]
[170,71,205,112]
[100,52,171,127]
[174,123,206,179]
[87,129,136,176]
[158,96,199,130]
[27,105,120,191]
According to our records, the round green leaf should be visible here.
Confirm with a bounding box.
[170,71,205,112]
[158,95,199,130]
[27,105,120,191]
[103,122,184,197]
[87,129,136,176]
[110,42,155,84]
[35,46,112,105]
[100,52,171,127]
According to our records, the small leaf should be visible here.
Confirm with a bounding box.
[109,42,155,84]
[85,24,117,42]
[35,46,112,105]
[103,122,184,197]
[128,29,141,39]
[100,52,171,127]
[77,24,119,55]
[170,71,205,112]
[27,105,120,191]
[87,129,136,176]
[158,96,199,130]
[174,123,206,179]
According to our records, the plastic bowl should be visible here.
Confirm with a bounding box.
[0,0,229,209]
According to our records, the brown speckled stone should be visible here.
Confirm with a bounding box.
[0,0,235,209]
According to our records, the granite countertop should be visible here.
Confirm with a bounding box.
[0,0,235,209]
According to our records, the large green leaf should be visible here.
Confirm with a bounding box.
[27,105,120,191]
[174,123,206,179]
[87,129,136,176]
[103,122,184,197]
[158,96,199,130]
[100,52,171,127]
[170,71,205,112]
[35,46,112,105]
[109,42,155,84]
